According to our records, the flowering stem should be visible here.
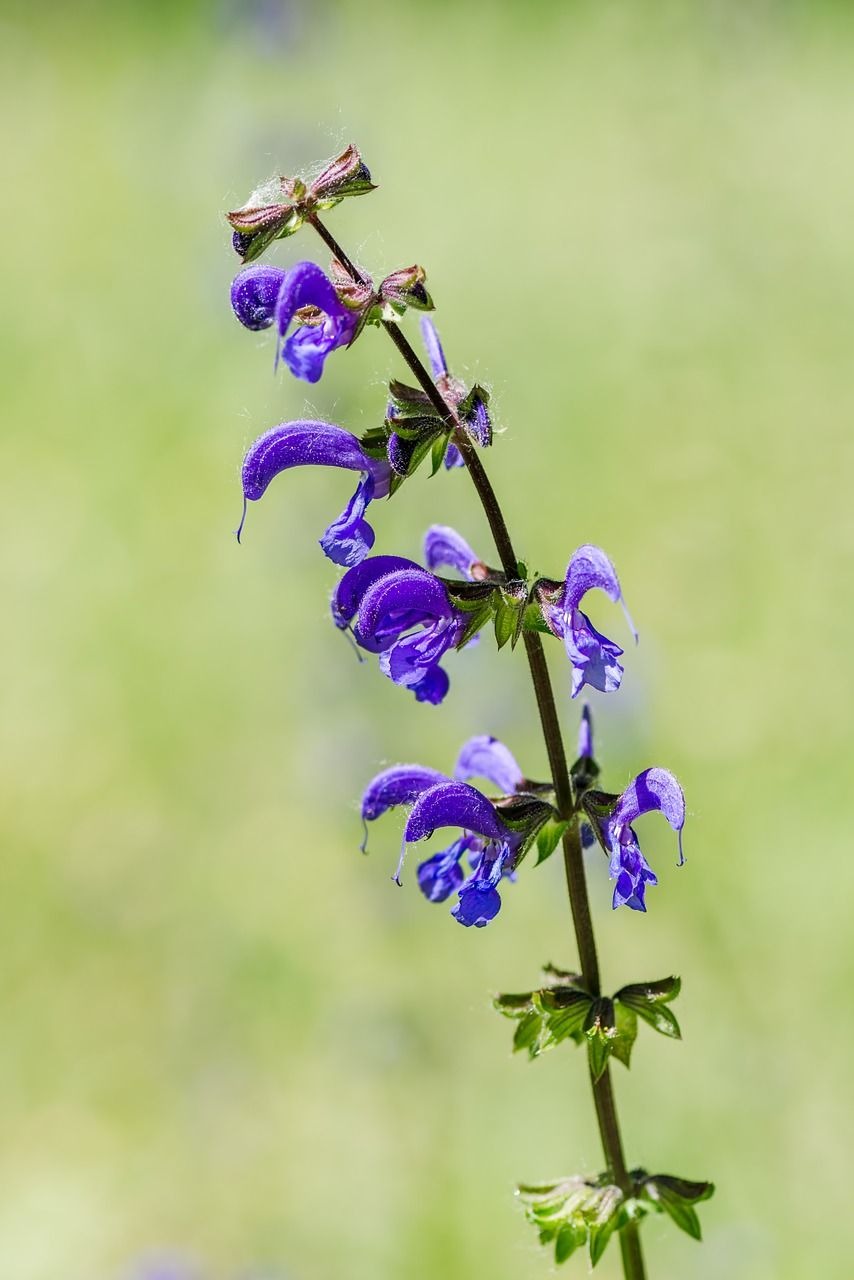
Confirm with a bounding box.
[309,214,647,1280]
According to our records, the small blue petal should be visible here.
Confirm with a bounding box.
[417,843,467,902]
[452,881,502,927]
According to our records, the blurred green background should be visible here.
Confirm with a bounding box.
[1,1,853,1276]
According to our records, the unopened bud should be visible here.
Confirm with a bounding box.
[310,144,376,205]
[380,264,434,313]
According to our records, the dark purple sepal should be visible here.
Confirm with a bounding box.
[459,384,492,447]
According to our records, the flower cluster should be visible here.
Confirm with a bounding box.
[224,145,713,1274]
[361,734,539,927]
[227,144,688,923]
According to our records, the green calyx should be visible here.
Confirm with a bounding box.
[517,1168,714,1267]
[495,968,682,1077]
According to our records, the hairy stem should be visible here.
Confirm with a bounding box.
[309,214,646,1280]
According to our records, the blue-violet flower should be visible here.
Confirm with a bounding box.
[231,261,361,383]
[239,419,391,566]
[360,735,528,926]
[602,768,686,912]
[541,544,637,697]
[332,559,472,703]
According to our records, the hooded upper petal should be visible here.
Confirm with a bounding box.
[361,764,450,822]
[274,261,349,336]
[331,555,420,632]
[241,420,372,502]
[610,768,686,865]
[239,421,386,563]
[562,545,626,616]
[356,567,454,640]
[423,525,481,580]
[453,735,524,795]
[404,780,513,846]
[274,261,358,383]
[335,564,465,704]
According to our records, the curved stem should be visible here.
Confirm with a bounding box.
[309,215,646,1280]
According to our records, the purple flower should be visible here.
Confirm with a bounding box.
[541,545,637,697]
[419,317,491,465]
[239,419,391,566]
[360,737,529,924]
[423,524,483,580]
[231,261,360,383]
[603,768,686,911]
[405,781,521,927]
[274,261,359,382]
[332,560,470,702]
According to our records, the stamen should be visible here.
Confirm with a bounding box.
[392,835,407,886]
[621,597,639,645]
[235,495,248,543]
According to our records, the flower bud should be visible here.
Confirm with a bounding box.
[226,202,305,262]
[380,265,434,313]
[310,144,376,206]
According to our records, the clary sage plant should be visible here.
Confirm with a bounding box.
[225,144,714,1278]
